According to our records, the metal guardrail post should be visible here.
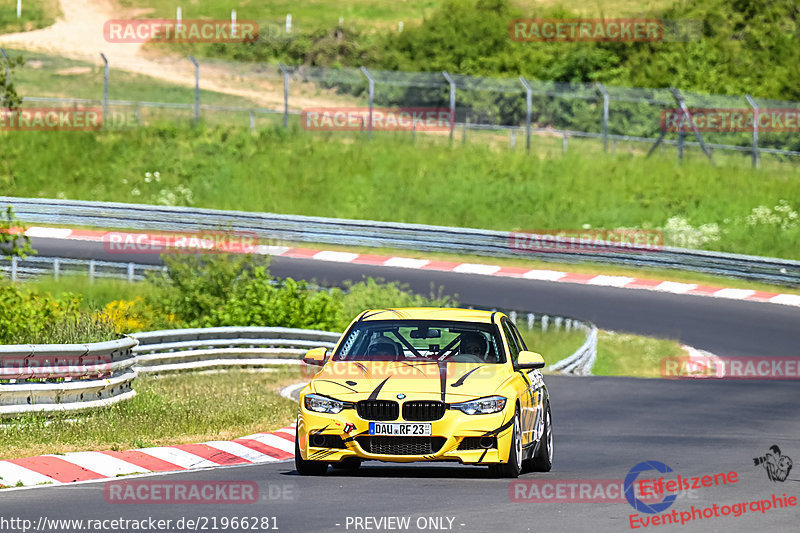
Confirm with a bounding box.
[88,259,95,283]
[519,76,532,153]
[595,82,610,152]
[360,66,374,137]
[442,71,456,143]
[188,56,199,124]
[100,53,109,127]
[52,258,59,280]
[10,255,17,282]
[745,94,761,169]
[278,63,289,128]
[127,262,135,283]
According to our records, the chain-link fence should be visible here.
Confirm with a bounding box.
[4,47,800,167]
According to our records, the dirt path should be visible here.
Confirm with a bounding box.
[0,0,346,110]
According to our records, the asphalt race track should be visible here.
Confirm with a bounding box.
[5,237,799,533]
[29,236,800,357]
[2,376,799,532]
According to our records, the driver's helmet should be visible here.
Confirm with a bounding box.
[459,332,487,358]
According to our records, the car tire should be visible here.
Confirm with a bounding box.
[528,402,553,472]
[330,457,362,470]
[294,433,328,476]
[489,407,523,478]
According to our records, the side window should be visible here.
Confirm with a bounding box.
[509,321,528,351]
[501,319,520,364]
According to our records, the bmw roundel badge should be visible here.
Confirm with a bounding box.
[397,394,406,399]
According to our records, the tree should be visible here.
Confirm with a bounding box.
[0,53,24,110]
[0,207,34,262]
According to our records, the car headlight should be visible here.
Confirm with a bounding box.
[449,396,507,415]
[304,393,346,414]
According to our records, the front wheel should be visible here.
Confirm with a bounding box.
[294,432,328,476]
[489,408,523,478]
[527,402,553,472]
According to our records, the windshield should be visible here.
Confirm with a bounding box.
[332,320,505,364]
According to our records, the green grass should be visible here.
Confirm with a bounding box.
[27,276,160,312]
[0,0,59,33]
[518,323,587,366]
[0,367,300,461]
[5,48,260,107]
[3,124,799,261]
[592,331,684,378]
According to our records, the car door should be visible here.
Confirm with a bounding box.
[508,319,546,445]
[501,318,537,447]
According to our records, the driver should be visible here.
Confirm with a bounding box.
[459,332,487,359]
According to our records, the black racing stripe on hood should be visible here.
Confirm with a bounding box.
[367,377,392,400]
[450,365,485,388]
[354,363,368,375]
[315,380,359,393]
[437,361,448,403]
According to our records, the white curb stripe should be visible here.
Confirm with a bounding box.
[0,461,62,486]
[53,451,148,477]
[136,447,218,469]
[256,245,290,256]
[24,227,73,239]
[522,269,568,281]
[202,441,269,463]
[453,263,502,275]
[383,257,430,269]
[587,275,637,287]
[247,434,294,454]
[655,281,698,294]
[313,251,360,263]
[769,294,800,306]
[713,288,756,299]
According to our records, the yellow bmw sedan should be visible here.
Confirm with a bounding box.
[295,307,553,478]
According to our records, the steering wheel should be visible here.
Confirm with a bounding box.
[442,353,484,363]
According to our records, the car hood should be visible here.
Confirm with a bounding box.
[309,360,511,402]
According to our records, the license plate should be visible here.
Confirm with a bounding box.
[368,422,432,436]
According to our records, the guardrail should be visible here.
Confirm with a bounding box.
[0,317,595,415]
[4,196,799,285]
[0,255,164,282]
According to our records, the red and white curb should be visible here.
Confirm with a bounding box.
[0,424,296,488]
[21,226,800,308]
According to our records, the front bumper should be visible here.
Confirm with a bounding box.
[297,401,514,465]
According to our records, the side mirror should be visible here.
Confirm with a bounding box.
[302,347,328,366]
[516,350,545,370]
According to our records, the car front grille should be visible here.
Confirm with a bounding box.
[355,436,447,455]
[356,400,399,421]
[402,400,445,421]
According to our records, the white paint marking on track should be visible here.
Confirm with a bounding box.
[53,451,148,477]
[135,447,217,469]
[313,251,360,263]
[522,270,567,281]
[453,263,502,275]
[383,257,430,269]
[655,281,697,294]
[0,461,62,486]
[247,434,294,454]
[587,275,637,287]
[255,245,290,256]
[713,288,756,300]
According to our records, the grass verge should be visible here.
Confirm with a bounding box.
[0,367,301,461]
[0,0,59,34]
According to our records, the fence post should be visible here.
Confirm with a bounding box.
[53,258,60,280]
[510,130,515,149]
[188,56,199,124]
[11,255,17,282]
[595,82,609,152]
[1,48,9,83]
[562,132,568,153]
[278,63,290,128]
[88,259,95,284]
[442,71,456,143]
[285,14,292,33]
[231,9,237,38]
[249,111,255,132]
[176,6,182,32]
[17,0,21,18]
[519,76,532,153]
[360,66,374,138]
[745,94,760,169]
[670,87,713,164]
[127,263,135,283]
[100,53,109,127]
